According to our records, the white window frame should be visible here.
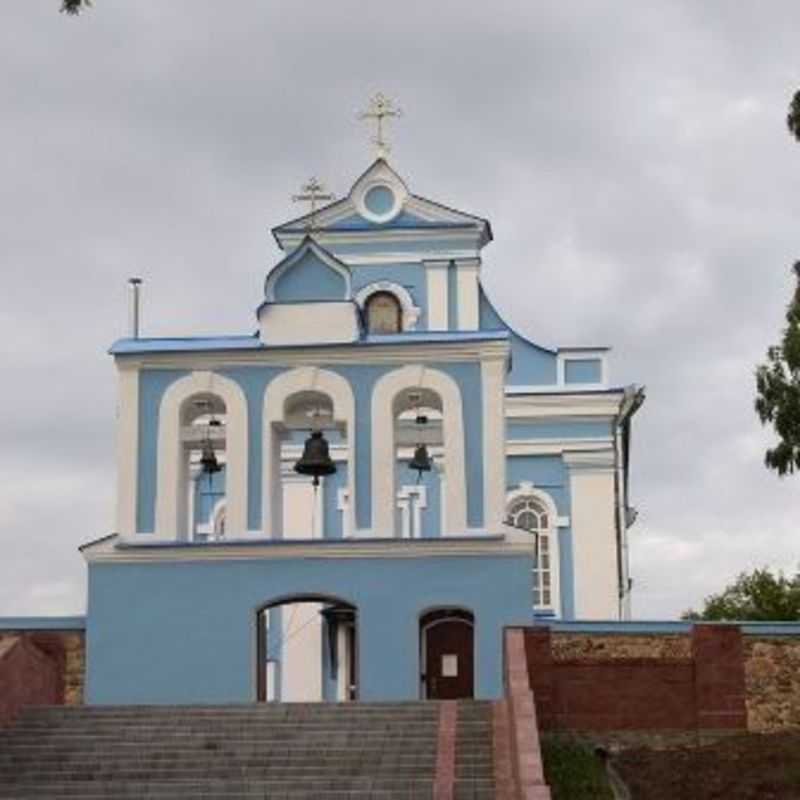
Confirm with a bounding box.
[506,483,562,617]
[355,281,421,332]
[556,349,609,390]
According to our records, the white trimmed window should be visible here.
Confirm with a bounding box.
[507,495,554,610]
[365,291,402,334]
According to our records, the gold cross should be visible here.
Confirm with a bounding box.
[357,92,403,158]
[292,177,335,231]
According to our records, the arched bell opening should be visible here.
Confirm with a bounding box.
[255,594,358,703]
[181,392,228,542]
[276,390,348,539]
[392,389,445,539]
[419,607,475,700]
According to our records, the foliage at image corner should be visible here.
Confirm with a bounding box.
[755,261,800,475]
[755,90,800,473]
[682,567,800,621]
[60,0,92,15]
[788,90,800,142]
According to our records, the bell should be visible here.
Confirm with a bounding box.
[409,443,432,482]
[200,439,221,475]
[294,430,337,486]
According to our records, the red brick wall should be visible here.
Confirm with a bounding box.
[523,625,747,735]
[0,630,84,707]
[0,637,60,726]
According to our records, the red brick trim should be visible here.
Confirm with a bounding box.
[493,700,516,799]
[505,628,552,800]
[434,700,457,800]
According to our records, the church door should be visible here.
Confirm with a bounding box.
[421,610,474,700]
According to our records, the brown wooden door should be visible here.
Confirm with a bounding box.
[423,616,474,699]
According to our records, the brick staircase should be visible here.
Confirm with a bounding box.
[0,701,497,799]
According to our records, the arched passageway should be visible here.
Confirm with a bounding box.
[255,594,357,703]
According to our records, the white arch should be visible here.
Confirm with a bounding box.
[263,367,355,538]
[155,371,248,540]
[506,482,561,616]
[355,281,421,331]
[371,365,467,536]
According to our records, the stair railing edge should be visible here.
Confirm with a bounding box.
[503,627,552,800]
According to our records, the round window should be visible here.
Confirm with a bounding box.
[363,185,396,217]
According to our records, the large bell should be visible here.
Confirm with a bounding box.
[200,439,221,476]
[294,430,337,486]
[408,443,432,482]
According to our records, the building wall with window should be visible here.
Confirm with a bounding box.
[79,151,644,706]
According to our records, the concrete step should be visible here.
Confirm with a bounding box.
[0,778,443,795]
[0,701,497,800]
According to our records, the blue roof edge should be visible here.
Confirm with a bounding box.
[530,619,800,636]
[0,616,86,631]
[115,534,508,550]
[109,329,510,356]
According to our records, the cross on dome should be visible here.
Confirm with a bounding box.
[357,92,403,159]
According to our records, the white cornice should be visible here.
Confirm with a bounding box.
[505,393,623,419]
[562,450,616,471]
[117,340,511,370]
[506,439,614,457]
[336,250,480,266]
[82,533,533,563]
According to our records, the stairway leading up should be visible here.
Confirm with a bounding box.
[0,701,497,799]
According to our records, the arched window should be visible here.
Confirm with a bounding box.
[365,291,402,334]
[507,496,553,609]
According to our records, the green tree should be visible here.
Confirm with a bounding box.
[60,0,92,14]
[682,568,800,621]
[755,262,800,475]
[789,90,800,142]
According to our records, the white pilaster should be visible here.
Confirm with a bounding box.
[565,450,619,619]
[481,356,507,531]
[455,258,480,330]
[115,365,139,537]
[424,260,450,330]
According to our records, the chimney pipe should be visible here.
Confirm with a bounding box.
[128,277,142,338]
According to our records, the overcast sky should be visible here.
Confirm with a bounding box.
[1,1,798,619]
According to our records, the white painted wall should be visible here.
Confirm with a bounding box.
[278,602,324,702]
[455,259,480,330]
[424,260,449,330]
[259,302,360,346]
[567,452,619,619]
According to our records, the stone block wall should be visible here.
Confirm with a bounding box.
[522,624,800,743]
[522,625,749,745]
[745,636,800,732]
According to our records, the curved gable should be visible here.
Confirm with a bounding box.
[265,239,351,302]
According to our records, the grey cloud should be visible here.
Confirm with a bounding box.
[1,1,798,617]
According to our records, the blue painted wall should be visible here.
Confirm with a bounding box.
[350,263,428,330]
[85,552,533,704]
[272,251,348,301]
[565,359,603,384]
[506,420,612,441]
[478,287,557,385]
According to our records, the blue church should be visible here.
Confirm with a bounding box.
[81,117,643,705]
